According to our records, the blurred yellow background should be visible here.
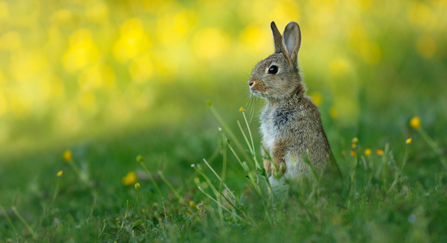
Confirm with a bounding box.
[0,0,445,154]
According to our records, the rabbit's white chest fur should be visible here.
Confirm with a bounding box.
[260,116,275,152]
[260,105,304,179]
[260,105,277,151]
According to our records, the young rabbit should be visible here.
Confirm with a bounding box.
[248,21,342,193]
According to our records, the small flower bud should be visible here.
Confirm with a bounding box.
[134,183,141,189]
[136,155,143,163]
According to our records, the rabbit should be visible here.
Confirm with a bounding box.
[247,21,342,194]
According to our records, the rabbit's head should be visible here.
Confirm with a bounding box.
[248,21,302,99]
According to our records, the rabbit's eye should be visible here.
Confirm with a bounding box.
[268,65,278,74]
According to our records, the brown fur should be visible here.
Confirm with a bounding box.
[271,138,290,171]
[250,79,267,94]
[263,159,272,176]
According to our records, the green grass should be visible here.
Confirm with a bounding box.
[1,103,447,242]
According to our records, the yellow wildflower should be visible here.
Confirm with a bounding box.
[352,143,357,149]
[349,150,356,156]
[57,170,63,177]
[122,171,137,186]
[364,148,371,156]
[410,116,421,130]
[376,149,384,155]
[189,200,196,207]
[352,137,359,143]
[239,107,245,112]
[406,138,412,144]
[63,150,72,163]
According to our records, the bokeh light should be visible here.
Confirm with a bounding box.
[0,0,445,153]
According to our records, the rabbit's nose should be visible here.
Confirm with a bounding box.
[248,80,255,87]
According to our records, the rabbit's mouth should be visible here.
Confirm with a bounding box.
[250,89,269,98]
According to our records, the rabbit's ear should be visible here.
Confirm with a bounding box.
[271,21,287,55]
[283,22,301,65]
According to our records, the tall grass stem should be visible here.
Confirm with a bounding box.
[209,106,253,165]
[0,204,17,234]
[382,143,390,188]
[418,128,447,169]
[242,112,256,160]
[158,171,184,203]
[139,163,163,198]
[12,206,37,238]
[202,159,236,200]
[128,187,141,222]
[51,177,60,207]
[387,143,410,193]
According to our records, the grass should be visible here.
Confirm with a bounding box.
[0,103,447,242]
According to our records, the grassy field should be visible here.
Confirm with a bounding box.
[1,105,447,242]
[1,0,447,242]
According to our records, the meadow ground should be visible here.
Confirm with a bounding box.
[1,102,447,242]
